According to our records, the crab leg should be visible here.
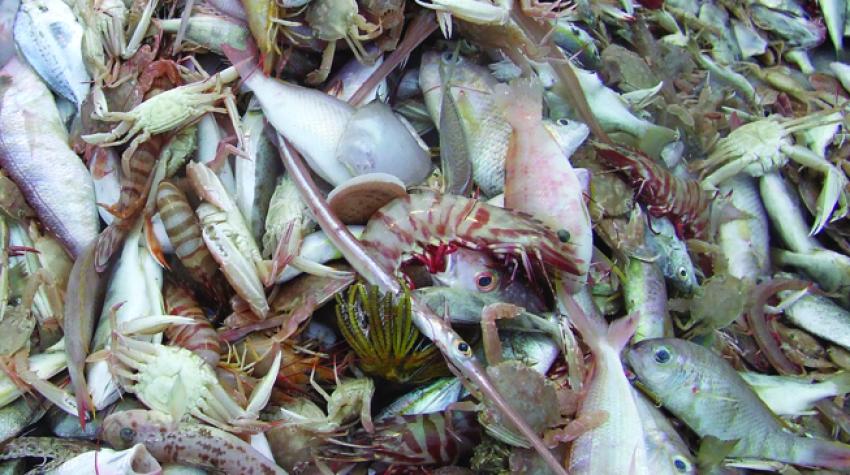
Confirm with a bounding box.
[276,136,569,475]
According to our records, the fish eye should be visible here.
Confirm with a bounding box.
[475,271,498,292]
[654,347,672,364]
[556,118,570,126]
[557,229,571,243]
[673,456,691,472]
[677,267,689,279]
[119,427,135,442]
[456,340,472,356]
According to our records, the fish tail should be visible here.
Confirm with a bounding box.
[558,286,637,352]
[790,435,850,470]
[637,124,678,160]
[492,77,544,130]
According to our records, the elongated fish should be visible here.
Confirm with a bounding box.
[628,338,850,470]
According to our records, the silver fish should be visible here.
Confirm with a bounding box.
[13,0,90,107]
[717,176,770,283]
[628,338,850,469]
[0,58,99,257]
[645,216,699,294]
[634,389,696,475]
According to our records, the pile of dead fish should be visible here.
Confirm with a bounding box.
[2,0,850,473]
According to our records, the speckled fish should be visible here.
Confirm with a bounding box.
[628,338,850,469]
[13,0,90,108]
[101,409,287,474]
[0,57,98,257]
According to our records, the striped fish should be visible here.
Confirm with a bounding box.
[163,283,222,367]
[155,180,223,299]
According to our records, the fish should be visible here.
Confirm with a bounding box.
[628,337,850,469]
[645,216,699,294]
[717,176,770,283]
[779,290,850,351]
[13,0,90,108]
[624,256,670,343]
[0,57,99,258]
[633,389,697,475]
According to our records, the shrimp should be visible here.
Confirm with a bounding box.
[359,191,584,284]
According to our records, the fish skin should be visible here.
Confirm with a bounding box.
[13,0,90,107]
[0,396,47,445]
[0,57,98,258]
[624,257,670,343]
[633,389,696,475]
[781,291,850,351]
[717,176,770,283]
[628,338,850,469]
[0,0,19,69]
[740,371,850,416]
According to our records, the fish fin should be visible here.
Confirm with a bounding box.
[637,124,678,159]
[607,312,639,352]
[824,371,850,397]
[557,286,607,353]
[492,77,544,130]
[221,40,261,81]
[790,435,850,470]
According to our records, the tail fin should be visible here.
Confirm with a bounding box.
[790,435,850,470]
[221,39,261,81]
[492,77,544,131]
[558,286,637,353]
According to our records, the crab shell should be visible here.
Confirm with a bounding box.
[111,334,254,430]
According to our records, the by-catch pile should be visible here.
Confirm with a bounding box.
[3,0,850,473]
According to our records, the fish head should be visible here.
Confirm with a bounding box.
[101,409,173,450]
[626,338,694,397]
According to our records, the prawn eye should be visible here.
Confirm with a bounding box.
[119,427,135,442]
[475,271,498,292]
[673,456,691,472]
[654,347,672,364]
[557,229,571,243]
[456,341,472,356]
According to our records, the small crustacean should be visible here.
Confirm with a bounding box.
[274,376,376,433]
[413,0,572,38]
[594,142,713,239]
[694,112,847,235]
[101,409,286,474]
[360,191,585,284]
[163,283,222,368]
[336,282,449,384]
[156,180,228,301]
[304,0,383,85]
[81,66,240,169]
[106,316,281,432]
[324,410,481,466]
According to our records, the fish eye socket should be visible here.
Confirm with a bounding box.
[119,427,135,442]
[556,118,570,126]
[673,456,690,472]
[654,347,672,364]
[456,341,472,356]
[475,272,498,292]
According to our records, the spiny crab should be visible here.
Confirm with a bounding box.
[106,316,281,433]
[694,111,848,235]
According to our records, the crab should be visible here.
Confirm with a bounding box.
[414,0,575,38]
[274,375,376,434]
[81,69,240,173]
[450,303,605,448]
[107,316,281,433]
[694,111,849,235]
[304,0,383,85]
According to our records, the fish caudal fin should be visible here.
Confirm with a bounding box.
[791,435,850,470]
[492,77,544,130]
[559,286,637,353]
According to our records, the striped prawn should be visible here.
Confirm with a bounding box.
[594,142,714,239]
[359,191,585,284]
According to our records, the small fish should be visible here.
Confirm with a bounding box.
[634,389,697,475]
[624,256,670,343]
[628,338,850,469]
[717,176,770,283]
[13,0,90,107]
[779,290,850,351]
[645,216,699,294]
[551,19,601,69]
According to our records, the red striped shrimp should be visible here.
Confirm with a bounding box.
[326,411,480,466]
[163,282,222,367]
[594,142,713,239]
[359,191,584,285]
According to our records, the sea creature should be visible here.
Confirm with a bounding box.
[304,0,382,85]
[628,338,850,470]
[101,409,286,474]
[336,282,449,384]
